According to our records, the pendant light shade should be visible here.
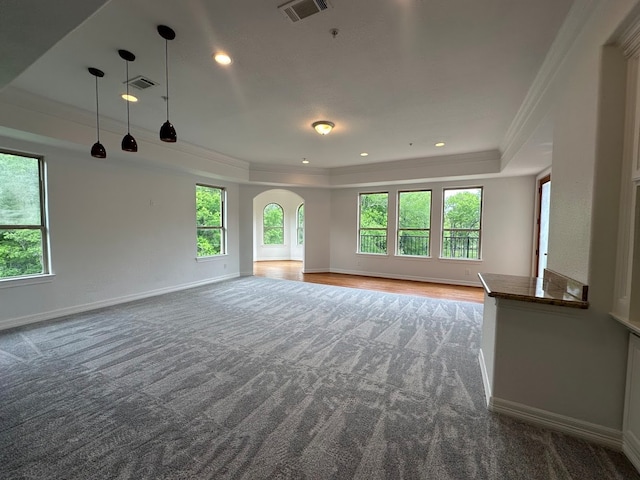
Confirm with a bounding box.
[158,25,177,143]
[88,67,106,158]
[119,49,138,152]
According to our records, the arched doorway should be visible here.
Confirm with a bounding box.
[252,189,305,271]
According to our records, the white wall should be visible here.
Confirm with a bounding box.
[502,0,638,432]
[0,135,240,330]
[330,176,535,286]
[253,189,304,261]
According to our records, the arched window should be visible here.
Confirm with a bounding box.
[296,203,304,245]
[263,203,284,245]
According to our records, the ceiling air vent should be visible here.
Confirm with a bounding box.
[126,75,157,90]
[278,0,331,23]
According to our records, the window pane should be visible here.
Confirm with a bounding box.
[442,187,482,259]
[360,229,387,254]
[359,193,388,229]
[398,230,430,256]
[197,229,221,256]
[263,203,283,228]
[297,204,304,245]
[264,227,284,245]
[442,230,480,259]
[443,188,481,230]
[0,229,44,279]
[196,185,222,227]
[398,191,431,229]
[0,153,41,225]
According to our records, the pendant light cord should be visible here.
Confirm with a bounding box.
[95,75,101,142]
[125,60,131,134]
[165,38,170,121]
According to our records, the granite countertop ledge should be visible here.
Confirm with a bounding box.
[478,271,589,309]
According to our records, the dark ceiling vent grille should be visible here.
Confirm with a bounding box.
[278,0,331,23]
[126,75,157,90]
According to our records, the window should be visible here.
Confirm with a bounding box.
[441,187,482,259]
[0,151,48,280]
[263,203,284,245]
[196,185,225,257]
[358,192,388,254]
[296,203,304,245]
[397,190,431,257]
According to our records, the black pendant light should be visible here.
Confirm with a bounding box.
[158,25,177,142]
[119,49,138,152]
[88,67,106,158]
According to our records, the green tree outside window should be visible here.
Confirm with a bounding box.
[442,187,482,259]
[397,190,431,257]
[297,203,304,245]
[196,185,225,257]
[263,203,284,245]
[358,192,388,254]
[0,152,47,279]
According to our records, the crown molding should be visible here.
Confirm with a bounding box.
[500,0,601,166]
[614,2,640,58]
[0,87,251,181]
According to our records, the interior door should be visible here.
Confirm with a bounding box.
[536,175,551,277]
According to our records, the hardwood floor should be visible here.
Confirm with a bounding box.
[253,260,484,303]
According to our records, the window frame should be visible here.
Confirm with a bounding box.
[440,186,483,260]
[0,149,49,281]
[195,184,226,258]
[263,202,285,246]
[296,203,304,245]
[357,191,389,255]
[396,189,432,258]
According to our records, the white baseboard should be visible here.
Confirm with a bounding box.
[329,268,482,287]
[478,350,492,407]
[0,273,239,332]
[624,431,640,473]
[489,397,623,451]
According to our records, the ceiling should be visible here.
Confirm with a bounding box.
[2,0,574,176]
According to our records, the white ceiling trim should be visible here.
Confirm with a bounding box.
[500,0,601,167]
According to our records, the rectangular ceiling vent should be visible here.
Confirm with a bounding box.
[278,0,331,23]
[126,75,157,90]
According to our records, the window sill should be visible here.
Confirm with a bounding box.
[438,257,483,263]
[356,252,389,257]
[0,273,56,289]
[395,254,432,260]
[196,254,227,263]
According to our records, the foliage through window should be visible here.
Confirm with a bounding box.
[0,151,48,279]
[397,190,431,257]
[358,192,388,254]
[442,187,482,259]
[196,185,225,257]
[297,203,304,245]
[263,203,284,245]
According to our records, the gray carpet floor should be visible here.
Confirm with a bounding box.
[0,276,638,479]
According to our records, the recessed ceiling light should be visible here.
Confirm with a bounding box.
[360,152,369,157]
[435,142,445,147]
[302,158,309,164]
[214,53,232,65]
[121,94,138,102]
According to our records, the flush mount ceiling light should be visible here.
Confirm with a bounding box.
[88,67,106,159]
[312,120,334,135]
[119,49,138,152]
[158,25,177,143]
[213,53,232,65]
